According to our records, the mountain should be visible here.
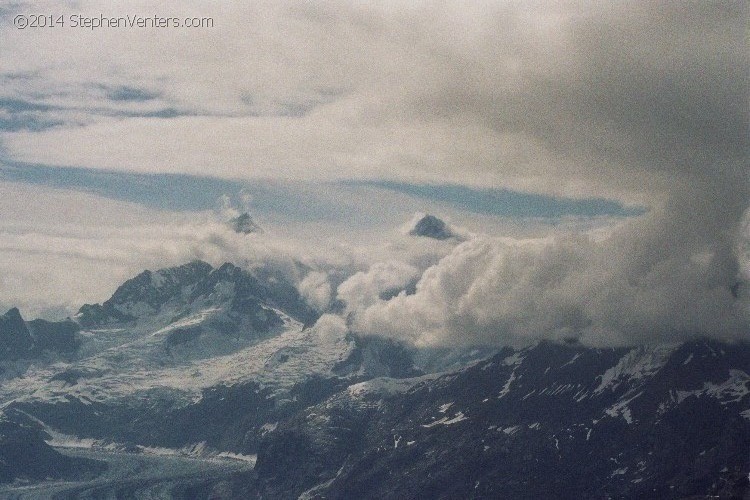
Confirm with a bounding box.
[27,318,80,353]
[0,261,747,498]
[230,213,263,234]
[76,260,214,327]
[408,214,455,240]
[229,340,750,499]
[0,307,80,365]
[0,308,34,360]
[0,260,349,453]
[76,260,317,332]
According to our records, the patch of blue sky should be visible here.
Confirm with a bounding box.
[0,97,62,130]
[346,180,645,219]
[0,162,644,223]
[102,86,159,102]
[0,97,52,113]
[0,94,191,128]
[0,162,346,221]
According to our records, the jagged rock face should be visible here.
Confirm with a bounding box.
[0,261,748,498]
[77,260,214,327]
[333,335,423,379]
[76,260,317,330]
[189,262,316,327]
[243,339,750,499]
[0,308,34,360]
[408,214,453,240]
[109,260,214,309]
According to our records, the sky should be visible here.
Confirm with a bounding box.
[0,1,747,347]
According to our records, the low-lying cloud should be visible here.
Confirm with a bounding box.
[341,210,749,347]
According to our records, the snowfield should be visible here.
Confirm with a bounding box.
[0,302,354,409]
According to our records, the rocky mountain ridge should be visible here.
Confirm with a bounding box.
[0,260,747,498]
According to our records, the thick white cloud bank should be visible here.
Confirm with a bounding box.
[343,221,750,348]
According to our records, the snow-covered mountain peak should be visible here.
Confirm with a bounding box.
[75,260,317,332]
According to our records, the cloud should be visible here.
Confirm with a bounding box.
[0,181,353,318]
[0,1,746,346]
[0,2,741,197]
[298,271,333,312]
[337,261,420,312]
[344,217,749,348]
[310,314,348,344]
[0,176,578,321]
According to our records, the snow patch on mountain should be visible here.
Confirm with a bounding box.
[422,411,467,428]
[595,346,674,393]
[346,375,434,399]
[438,402,453,413]
[675,369,750,404]
[501,352,525,367]
[150,308,222,337]
[0,308,350,408]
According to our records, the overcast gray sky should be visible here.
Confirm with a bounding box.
[0,1,747,346]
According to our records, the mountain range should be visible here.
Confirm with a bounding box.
[0,256,747,499]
